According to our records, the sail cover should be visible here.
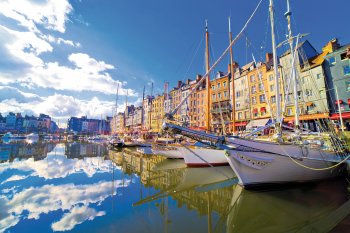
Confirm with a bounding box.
[246,118,272,129]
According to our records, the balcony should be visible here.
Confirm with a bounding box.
[210,107,231,114]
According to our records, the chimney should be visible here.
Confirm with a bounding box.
[177,80,182,88]
[266,53,273,63]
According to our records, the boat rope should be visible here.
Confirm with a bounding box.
[279,141,350,171]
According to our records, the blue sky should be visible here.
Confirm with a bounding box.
[0,0,349,126]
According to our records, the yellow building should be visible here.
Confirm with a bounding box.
[151,94,164,133]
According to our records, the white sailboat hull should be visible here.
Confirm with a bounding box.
[151,146,184,159]
[179,147,228,167]
[226,148,344,187]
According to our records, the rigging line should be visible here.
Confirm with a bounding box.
[183,34,205,81]
[168,0,264,118]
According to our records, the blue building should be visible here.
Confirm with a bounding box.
[324,40,350,130]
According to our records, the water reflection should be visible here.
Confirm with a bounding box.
[226,181,350,233]
[0,142,128,233]
[0,143,349,233]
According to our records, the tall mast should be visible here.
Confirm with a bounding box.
[229,17,236,133]
[205,20,211,131]
[115,83,119,134]
[269,0,282,138]
[150,82,153,130]
[285,0,299,129]
[141,85,145,129]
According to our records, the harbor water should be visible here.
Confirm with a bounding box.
[0,141,350,233]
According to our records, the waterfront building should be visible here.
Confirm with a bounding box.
[67,116,110,134]
[280,40,336,131]
[151,94,164,132]
[142,95,153,131]
[180,80,191,126]
[188,75,207,130]
[5,112,16,129]
[210,71,231,134]
[233,64,251,130]
[324,39,350,130]
[170,81,183,124]
[124,105,135,133]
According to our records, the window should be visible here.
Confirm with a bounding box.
[341,53,348,60]
[269,74,273,81]
[271,95,276,103]
[287,108,293,116]
[250,75,255,82]
[316,73,322,79]
[251,85,256,94]
[259,94,266,103]
[236,91,241,98]
[218,83,221,89]
[347,81,350,92]
[270,84,274,92]
[218,93,221,99]
[224,91,228,98]
[212,94,216,100]
[223,81,227,87]
[236,101,241,108]
[344,65,350,76]
[329,56,336,64]
[259,83,264,91]
[252,96,257,104]
[211,85,215,90]
[297,91,302,100]
[319,90,324,96]
[238,112,242,119]
[305,89,313,97]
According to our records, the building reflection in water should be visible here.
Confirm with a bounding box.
[0,141,57,162]
[109,148,237,233]
[109,148,350,233]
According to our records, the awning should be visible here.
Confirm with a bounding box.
[306,102,314,107]
[335,100,343,105]
[260,107,266,112]
[330,112,350,120]
[246,118,271,129]
[348,99,350,104]
[252,108,258,113]
[234,121,248,127]
[283,113,329,121]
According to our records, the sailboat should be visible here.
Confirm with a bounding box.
[154,21,229,167]
[163,0,348,187]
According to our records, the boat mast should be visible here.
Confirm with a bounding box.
[269,0,282,138]
[229,17,236,134]
[205,20,211,132]
[285,0,300,130]
[115,83,119,135]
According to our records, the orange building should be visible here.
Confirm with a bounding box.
[210,71,231,134]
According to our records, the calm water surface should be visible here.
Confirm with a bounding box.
[0,142,350,233]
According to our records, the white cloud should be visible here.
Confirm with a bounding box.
[51,205,105,231]
[0,86,42,102]
[0,145,114,179]
[0,92,140,125]
[0,180,129,232]
[1,175,29,185]
[0,0,73,33]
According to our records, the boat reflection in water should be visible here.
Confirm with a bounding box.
[1,142,350,233]
[226,180,350,233]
